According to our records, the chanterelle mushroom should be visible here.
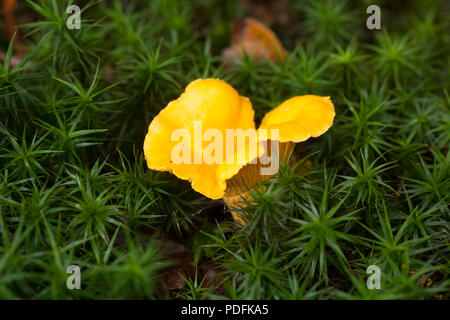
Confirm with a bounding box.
[143,78,262,200]
[143,79,335,225]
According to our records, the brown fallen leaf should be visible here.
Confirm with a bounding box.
[199,262,226,296]
[222,17,287,65]
[158,235,195,291]
[156,234,227,297]
[3,0,18,38]
[2,0,27,55]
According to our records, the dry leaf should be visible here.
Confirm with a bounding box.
[158,236,194,291]
[2,0,27,55]
[2,0,18,38]
[199,262,226,296]
[222,17,287,65]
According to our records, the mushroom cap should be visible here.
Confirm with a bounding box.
[258,95,336,142]
[143,79,262,199]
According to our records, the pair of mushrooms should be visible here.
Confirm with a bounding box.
[143,79,335,224]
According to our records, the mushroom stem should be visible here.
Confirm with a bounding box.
[222,141,295,224]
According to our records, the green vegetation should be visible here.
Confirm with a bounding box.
[0,0,448,299]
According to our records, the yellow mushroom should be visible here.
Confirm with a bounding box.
[143,79,335,225]
[143,78,263,200]
[223,95,336,224]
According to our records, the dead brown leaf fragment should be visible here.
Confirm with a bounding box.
[222,17,287,64]
[199,262,226,296]
[158,236,194,291]
[2,0,27,55]
[3,0,18,37]
[157,235,226,297]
